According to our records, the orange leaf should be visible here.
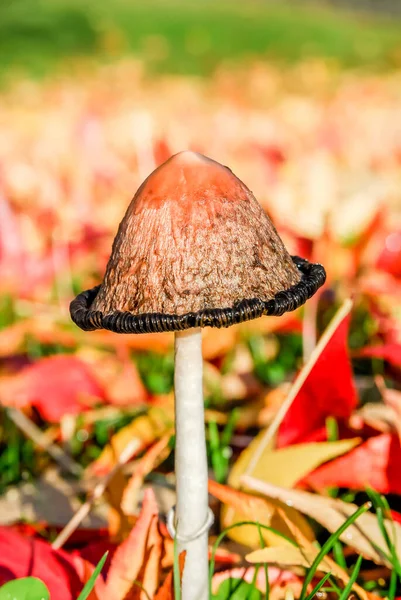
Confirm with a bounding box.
[208,480,314,548]
[91,409,171,476]
[97,488,162,600]
[154,552,186,600]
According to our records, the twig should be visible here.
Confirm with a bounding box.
[52,438,140,549]
[244,298,353,478]
[6,408,82,477]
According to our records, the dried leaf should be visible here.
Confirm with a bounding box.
[246,545,330,570]
[209,480,315,549]
[154,552,185,600]
[91,409,171,475]
[98,489,162,600]
[122,434,172,516]
[212,566,302,597]
[246,546,368,599]
[230,435,360,490]
[380,386,401,443]
[243,477,399,568]
[105,468,133,540]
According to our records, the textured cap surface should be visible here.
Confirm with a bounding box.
[70,151,326,333]
[91,151,301,315]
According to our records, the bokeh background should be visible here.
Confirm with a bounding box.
[1,0,401,577]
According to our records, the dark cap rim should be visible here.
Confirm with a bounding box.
[69,256,326,334]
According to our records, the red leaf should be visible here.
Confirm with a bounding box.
[0,355,105,421]
[0,527,83,600]
[377,230,401,278]
[304,433,401,495]
[277,313,357,447]
[358,344,401,369]
[74,540,116,578]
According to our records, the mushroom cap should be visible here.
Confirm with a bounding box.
[71,151,326,333]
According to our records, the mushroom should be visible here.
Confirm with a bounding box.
[70,151,326,600]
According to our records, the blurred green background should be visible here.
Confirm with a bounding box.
[1,0,401,82]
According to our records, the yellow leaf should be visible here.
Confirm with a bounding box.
[210,480,315,550]
[224,433,360,550]
[229,435,361,489]
[91,409,172,475]
[246,545,329,570]
[121,434,172,516]
[105,468,133,539]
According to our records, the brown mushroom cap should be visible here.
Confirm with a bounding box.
[93,151,300,314]
[70,151,326,333]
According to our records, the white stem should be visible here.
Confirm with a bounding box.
[174,328,209,600]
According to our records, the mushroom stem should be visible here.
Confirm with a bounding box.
[174,328,209,600]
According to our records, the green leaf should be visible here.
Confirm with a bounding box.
[213,578,262,600]
[0,577,50,600]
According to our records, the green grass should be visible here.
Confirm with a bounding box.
[1,0,401,81]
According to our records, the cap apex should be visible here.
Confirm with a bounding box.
[168,150,216,166]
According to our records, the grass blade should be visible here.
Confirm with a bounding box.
[256,521,269,599]
[76,551,108,600]
[208,521,296,599]
[300,502,370,599]
[303,572,332,600]
[338,555,363,600]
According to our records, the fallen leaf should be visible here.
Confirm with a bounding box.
[278,311,357,447]
[209,480,315,549]
[122,434,172,516]
[358,343,401,369]
[82,350,148,407]
[246,545,329,571]
[242,477,398,568]
[246,546,368,598]
[354,402,396,434]
[230,434,360,490]
[304,433,401,495]
[97,489,162,600]
[211,566,302,597]
[0,355,105,422]
[0,526,84,600]
[105,468,133,540]
[153,552,185,600]
[91,409,171,475]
